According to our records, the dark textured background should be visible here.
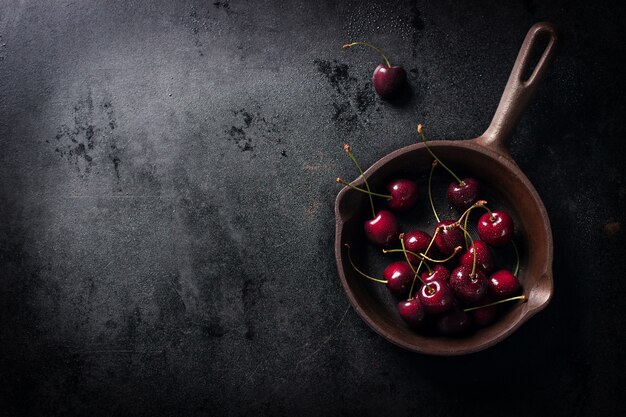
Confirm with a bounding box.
[1,0,625,416]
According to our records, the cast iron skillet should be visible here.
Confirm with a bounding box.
[335,22,558,355]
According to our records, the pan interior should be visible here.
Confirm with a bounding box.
[336,142,552,354]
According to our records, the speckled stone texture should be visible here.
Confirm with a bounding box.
[1,0,625,416]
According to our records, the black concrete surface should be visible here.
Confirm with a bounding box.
[1,0,625,416]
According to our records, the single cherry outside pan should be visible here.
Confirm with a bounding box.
[335,22,559,355]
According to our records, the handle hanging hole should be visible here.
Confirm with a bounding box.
[521,31,551,82]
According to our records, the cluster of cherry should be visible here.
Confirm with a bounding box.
[339,126,525,336]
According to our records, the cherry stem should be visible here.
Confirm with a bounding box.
[342,42,392,68]
[457,200,488,247]
[428,160,441,223]
[463,209,470,248]
[417,124,463,184]
[399,234,417,274]
[458,200,488,225]
[385,246,462,264]
[344,144,375,218]
[457,223,476,276]
[344,244,387,284]
[426,246,462,263]
[463,295,527,312]
[407,227,439,299]
[512,240,520,276]
[336,178,392,199]
[383,249,432,272]
[477,203,497,221]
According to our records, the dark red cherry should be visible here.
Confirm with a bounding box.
[343,42,407,100]
[470,299,498,327]
[397,298,425,327]
[421,264,450,284]
[403,230,432,264]
[433,220,464,256]
[477,210,514,247]
[450,265,488,303]
[447,178,479,211]
[459,240,495,275]
[386,178,418,211]
[436,307,473,336]
[383,261,414,298]
[418,280,454,314]
[373,64,407,100]
[488,270,521,299]
[364,210,398,247]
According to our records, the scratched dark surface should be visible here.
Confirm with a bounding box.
[1,0,625,416]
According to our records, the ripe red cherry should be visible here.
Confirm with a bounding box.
[364,210,398,247]
[386,178,418,211]
[372,64,407,100]
[403,230,432,264]
[459,240,495,275]
[383,261,414,298]
[450,265,488,303]
[447,178,479,211]
[436,308,473,336]
[397,298,425,327]
[421,264,450,283]
[433,220,464,256]
[418,280,454,314]
[477,210,514,247]
[343,42,406,100]
[488,270,521,299]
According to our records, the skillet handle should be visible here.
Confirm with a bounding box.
[477,22,559,157]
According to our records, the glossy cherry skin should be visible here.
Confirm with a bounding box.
[421,264,450,284]
[364,210,398,247]
[477,210,514,247]
[372,64,407,100]
[418,279,454,314]
[436,307,473,336]
[386,179,418,212]
[447,178,479,211]
[384,261,414,298]
[403,230,432,264]
[459,240,495,275]
[488,270,521,299]
[397,298,425,327]
[433,220,464,256]
[450,265,488,303]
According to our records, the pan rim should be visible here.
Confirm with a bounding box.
[334,138,554,355]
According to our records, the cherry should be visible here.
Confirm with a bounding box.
[478,210,514,247]
[364,209,398,247]
[433,220,464,257]
[488,270,521,299]
[397,298,425,328]
[341,145,399,247]
[436,307,473,336]
[421,264,450,283]
[372,64,407,100]
[447,178,480,211]
[470,301,498,327]
[418,280,454,314]
[403,230,432,264]
[459,240,495,275]
[383,261,414,298]
[343,42,406,100]
[450,265,488,303]
[418,124,479,213]
[336,177,418,212]
[386,178,418,211]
